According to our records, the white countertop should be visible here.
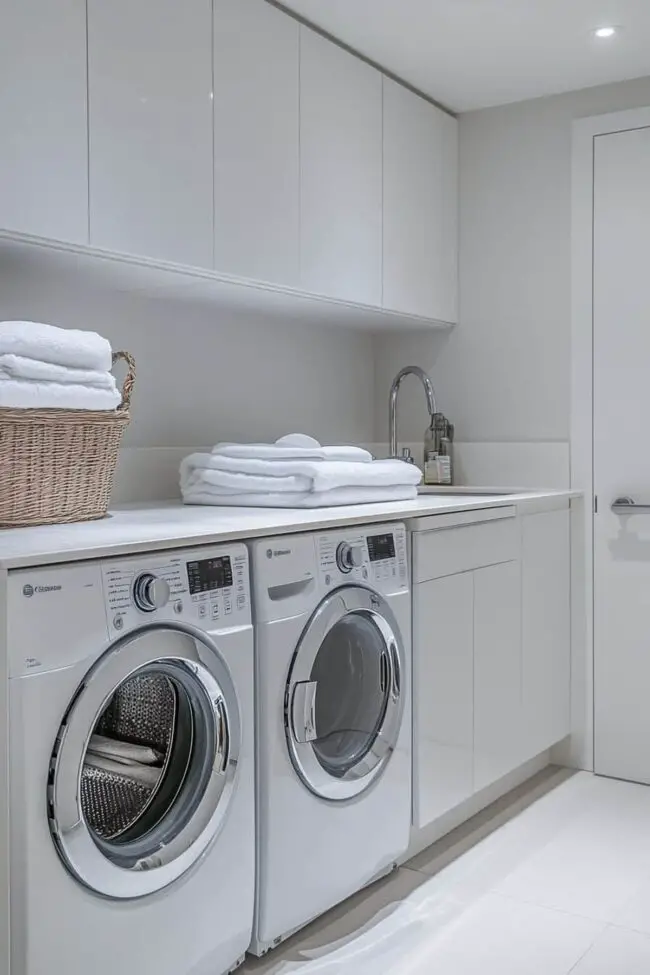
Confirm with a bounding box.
[0,490,581,571]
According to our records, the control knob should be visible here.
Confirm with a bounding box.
[336,542,364,574]
[133,573,170,613]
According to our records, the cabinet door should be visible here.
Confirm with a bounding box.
[522,509,571,756]
[383,78,458,322]
[413,573,474,827]
[213,0,299,286]
[88,0,213,267]
[300,28,382,305]
[0,0,87,243]
[474,560,522,792]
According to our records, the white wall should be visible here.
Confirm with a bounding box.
[374,74,650,481]
[0,267,375,498]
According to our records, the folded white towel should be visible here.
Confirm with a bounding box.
[182,463,312,496]
[0,354,118,391]
[0,379,121,410]
[181,454,421,495]
[0,321,113,372]
[182,484,418,508]
[212,433,372,464]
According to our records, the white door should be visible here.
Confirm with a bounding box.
[593,125,650,783]
[0,0,88,243]
[88,0,213,267]
[213,0,300,286]
[299,27,383,306]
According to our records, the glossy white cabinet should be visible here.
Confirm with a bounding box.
[473,560,523,793]
[1,0,459,328]
[0,0,88,243]
[88,0,213,267]
[522,509,571,756]
[412,507,570,828]
[383,78,458,322]
[413,572,474,828]
[213,0,299,286]
[300,28,383,305]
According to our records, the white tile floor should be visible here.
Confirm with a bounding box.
[240,769,650,974]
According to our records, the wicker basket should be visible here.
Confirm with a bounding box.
[0,350,136,528]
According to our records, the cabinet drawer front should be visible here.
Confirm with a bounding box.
[413,516,518,582]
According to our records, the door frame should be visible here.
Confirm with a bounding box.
[571,105,650,771]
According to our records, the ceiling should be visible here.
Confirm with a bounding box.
[278,0,650,112]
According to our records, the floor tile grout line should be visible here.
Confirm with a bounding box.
[491,889,613,927]
[566,923,616,974]
[607,919,650,939]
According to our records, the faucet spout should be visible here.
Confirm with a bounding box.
[389,366,437,459]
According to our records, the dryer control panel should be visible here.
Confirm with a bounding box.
[317,523,408,594]
[102,543,250,638]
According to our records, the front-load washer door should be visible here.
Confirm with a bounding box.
[48,622,240,899]
[286,586,405,801]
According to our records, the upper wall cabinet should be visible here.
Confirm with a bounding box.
[0,0,458,328]
[87,0,214,268]
[213,0,300,287]
[0,0,88,244]
[300,28,383,306]
[383,79,458,322]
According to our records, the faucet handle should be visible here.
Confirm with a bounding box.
[400,447,414,464]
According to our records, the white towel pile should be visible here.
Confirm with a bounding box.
[0,321,121,410]
[181,434,422,508]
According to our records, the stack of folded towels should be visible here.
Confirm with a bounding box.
[0,321,121,410]
[181,434,422,508]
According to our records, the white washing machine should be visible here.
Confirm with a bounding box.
[4,542,254,975]
[250,523,411,956]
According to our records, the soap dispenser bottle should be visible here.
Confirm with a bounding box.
[424,414,454,485]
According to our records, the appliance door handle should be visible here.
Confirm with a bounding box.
[389,642,401,700]
[291,681,318,743]
[611,496,650,514]
[215,697,229,774]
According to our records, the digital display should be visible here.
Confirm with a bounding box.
[187,557,233,595]
[367,533,396,562]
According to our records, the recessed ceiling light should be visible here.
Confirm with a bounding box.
[594,26,617,38]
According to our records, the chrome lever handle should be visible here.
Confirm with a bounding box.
[611,497,650,514]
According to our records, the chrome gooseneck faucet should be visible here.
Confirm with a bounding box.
[389,366,437,459]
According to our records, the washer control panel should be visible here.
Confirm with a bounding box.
[318,523,408,593]
[102,543,250,637]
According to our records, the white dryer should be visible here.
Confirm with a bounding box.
[250,523,411,956]
[4,543,254,975]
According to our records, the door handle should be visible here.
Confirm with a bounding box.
[611,497,650,514]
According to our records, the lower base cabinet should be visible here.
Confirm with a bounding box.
[521,509,571,756]
[473,560,522,793]
[412,571,474,828]
[412,506,571,831]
